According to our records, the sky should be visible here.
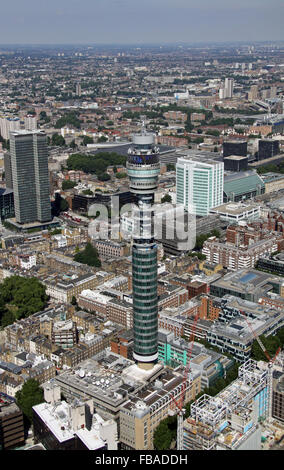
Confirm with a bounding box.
[0,0,283,45]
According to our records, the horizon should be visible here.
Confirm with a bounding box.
[0,0,283,45]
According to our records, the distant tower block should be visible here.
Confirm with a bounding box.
[223,140,247,159]
[126,118,160,369]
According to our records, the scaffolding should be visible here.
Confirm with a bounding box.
[183,418,216,450]
[190,394,229,428]
[185,359,269,449]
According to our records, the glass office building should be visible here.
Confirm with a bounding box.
[9,130,51,224]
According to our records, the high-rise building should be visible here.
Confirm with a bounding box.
[258,139,280,161]
[76,82,82,97]
[248,85,259,101]
[4,153,13,189]
[10,130,51,224]
[223,140,247,158]
[0,116,20,140]
[24,114,37,131]
[126,121,160,369]
[0,188,14,220]
[219,78,234,100]
[176,157,224,216]
[224,78,234,98]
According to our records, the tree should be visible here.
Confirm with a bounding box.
[82,188,94,195]
[60,197,69,212]
[66,152,126,176]
[55,112,81,129]
[166,163,175,172]
[0,276,48,328]
[74,242,101,267]
[39,111,47,120]
[251,335,281,362]
[97,172,111,181]
[71,296,77,306]
[153,420,174,450]
[161,194,172,204]
[115,172,127,179]
[97,135,107,142]
[16,379,44,422]
[82,135,94,146]
[51,133,66,147]
[62,180,77,190]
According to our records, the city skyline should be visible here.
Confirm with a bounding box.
[0,0,283,45]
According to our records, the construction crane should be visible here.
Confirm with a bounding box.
[170,312,199,450]
[239,310,281,420]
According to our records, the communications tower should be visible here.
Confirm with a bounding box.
[127,118,160,370]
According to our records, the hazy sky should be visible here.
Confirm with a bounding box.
[1,0,283,45]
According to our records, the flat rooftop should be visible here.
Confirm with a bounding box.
[210,202,260,215]
[224,155,248,161]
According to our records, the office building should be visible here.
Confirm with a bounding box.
[272,371,284,423]
[176,157,224,216]
[205,295,284,361]
[119,367,201,450]
[0,188,14,220]
[257,253,284,277]
[223,141,247,159]
[33,399,118,450]
[260,173,284,194]
[4,153,13,189]
[223,170,265,202]
[209,202,260,224]
[126,121,160,369]
[0,399,25,450]
[223,155,248,172]
[258,140,280,161]
[158,330,233,389]
[9,130,51,224]
[210,269,284,303]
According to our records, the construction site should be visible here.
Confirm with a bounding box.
[165,303,284,451]
[182,356,284,450]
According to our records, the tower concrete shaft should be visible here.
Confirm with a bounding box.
[127,122,160,367]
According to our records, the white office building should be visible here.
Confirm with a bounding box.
[176,157,224,216]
